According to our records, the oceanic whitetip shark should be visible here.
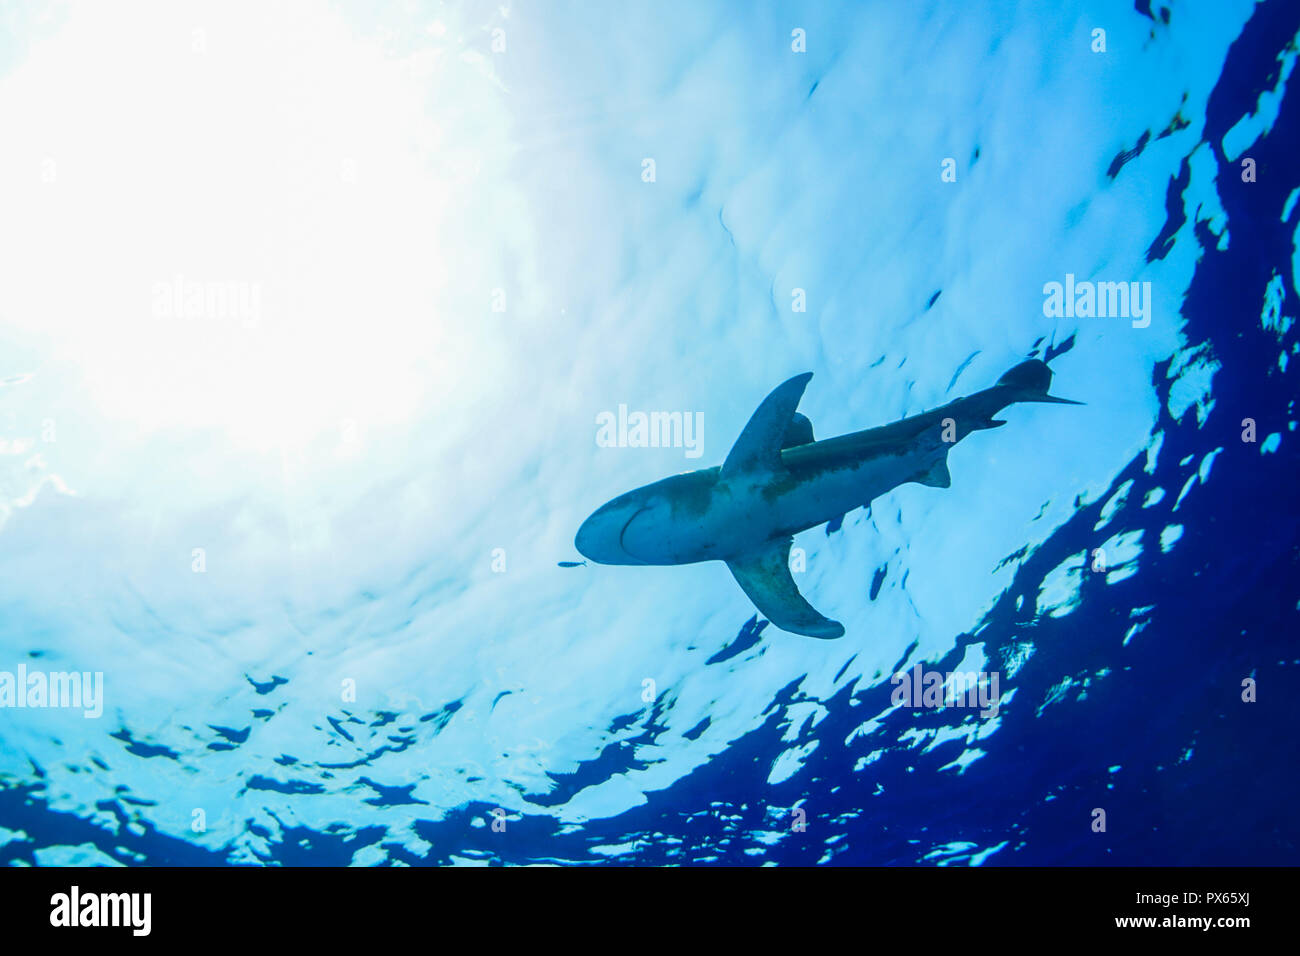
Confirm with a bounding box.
[575,359,1080,638]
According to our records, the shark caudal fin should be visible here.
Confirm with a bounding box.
[996,359,1083,405]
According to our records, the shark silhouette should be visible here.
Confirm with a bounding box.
[575,359,1080,638]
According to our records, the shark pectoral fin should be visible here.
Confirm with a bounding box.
[726,540,845,639]
[720,372,813,478]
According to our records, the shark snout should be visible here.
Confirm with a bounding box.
[575,498,650,566]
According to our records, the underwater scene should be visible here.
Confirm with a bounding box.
[0,0,1297,866]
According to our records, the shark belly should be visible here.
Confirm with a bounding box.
[620,450,932,564]
[772,450,934,536]
[620,476,788,564]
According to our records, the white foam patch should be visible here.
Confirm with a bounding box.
[1283,187,1300,222]
[1145,431,1165,474]
[1099,529,1144,585]
[1037,550,1086,619]
[1095,479,1134,530]
[33,843,124,867]
[1222,42,1298,161]
[1167,346,1221,426]
[1160,524,1184,552]
[768,740,819,785]
[1198,447,1223,483]
[1173,472,1199,511]
[1261,271,1294,337]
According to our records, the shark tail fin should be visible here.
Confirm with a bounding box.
[996,359,1083,405]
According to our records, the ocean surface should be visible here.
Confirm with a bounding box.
[0,0,1297,865]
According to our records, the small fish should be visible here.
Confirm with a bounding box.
[557,560,587,568]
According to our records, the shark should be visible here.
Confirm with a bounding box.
[574,358,1080,638]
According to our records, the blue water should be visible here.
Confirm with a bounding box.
[0,0,1297,865]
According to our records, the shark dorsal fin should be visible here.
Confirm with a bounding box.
[782,412,815,449]
[908,423,953,489]
[915,457,951,488]
[726,537,844,639]
[721,372,813,479]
